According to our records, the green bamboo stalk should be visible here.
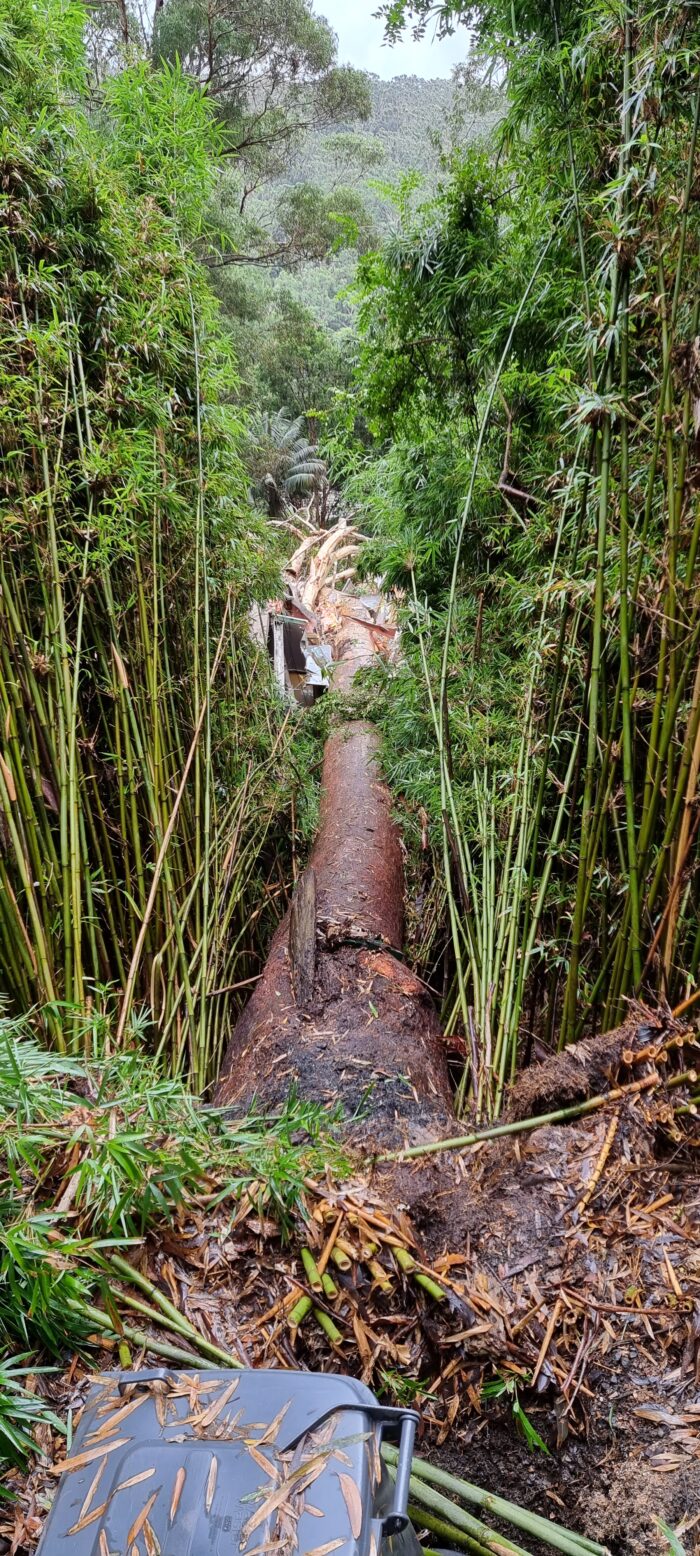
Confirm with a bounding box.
[0,741,59,1017]
[409,572,476,1075]
[313,1308,343,1345]
[393,1245,446,1302]
[616,13,641,990]
[301,1248,324,1292]
[186,270,213,1092]
[437,231,558,848]
[379,1071,661,1162]
[64,1297,219,1370]
[116,1291,240,1368]
[28,371,75,1012]
[385,1448,605,1556]
[288,1293,313,1328]
[115,593,232,1045]
[417,1512,497,1556]
[562,411,612,1046]
[107,1253,241,1367]
[549,2,593,362]
[404,1471,529,1556]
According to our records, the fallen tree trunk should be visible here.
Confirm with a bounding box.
[215,722,453,1146]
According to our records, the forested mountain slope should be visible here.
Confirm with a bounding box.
[286,72,501,204]
[255,72,502,332]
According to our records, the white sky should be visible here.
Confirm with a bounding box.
[318,1,469,79]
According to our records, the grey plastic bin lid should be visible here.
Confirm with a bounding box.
[38,1369,417,1556]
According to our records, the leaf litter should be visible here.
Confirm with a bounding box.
[2,1021,699,1556]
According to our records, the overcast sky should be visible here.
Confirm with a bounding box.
[318,2,469,79]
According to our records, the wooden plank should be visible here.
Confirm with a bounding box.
[289,867,316,1009]
[272,616,287,697]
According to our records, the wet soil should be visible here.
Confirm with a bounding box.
[504,1009,683,1120]
[373,1105,700,1556]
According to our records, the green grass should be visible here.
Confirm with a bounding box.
[481,1372,549,1455]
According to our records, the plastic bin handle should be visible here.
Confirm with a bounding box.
[282,1402,418,1538]
[382,1409,417,1535]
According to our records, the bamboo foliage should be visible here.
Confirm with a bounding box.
[0,4,293,1079]
[455,4,700,1102]
[353,0,700,1117]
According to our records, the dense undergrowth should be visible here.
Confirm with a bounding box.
[0,0,330,1084]
[0,1005,346,1465]
[331,0,700,1117]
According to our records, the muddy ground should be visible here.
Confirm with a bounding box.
[214,887,700,1551]
[5,1043,697,1556]
[377,1097,700,1555]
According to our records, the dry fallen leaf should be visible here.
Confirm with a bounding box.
[246,1444,279,1482]
[197,1381,239,1431]
[67,1501,109,1536]
[127,1492,158,1549]
[255,1400,291,1448]
[86,1395,148,1444]
[337,1474,362,1539]
[114,1469,157,1496]
[241,1456,327,1542]
[77,1455,108,1521]
[205,1456,218,1514]
[143,1518,161,1556]
[170,1467,186,1523]
[50,1438,130,1475]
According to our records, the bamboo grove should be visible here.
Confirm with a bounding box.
[346,0,700,1116]
[0,2,301,1082]
[3,0,700,1120]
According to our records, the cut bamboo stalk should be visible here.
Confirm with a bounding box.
[379,1073,661,1162]
[288,1294,313,1329]
[385,1447,607,1556]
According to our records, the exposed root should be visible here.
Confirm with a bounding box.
[505,1005,689,1121]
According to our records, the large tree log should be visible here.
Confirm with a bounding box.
[215,722,453,1146]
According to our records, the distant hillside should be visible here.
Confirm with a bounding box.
[287,73,501,217]
[354,72,496,182]
[265,73,502,331]
[296,75,456,195]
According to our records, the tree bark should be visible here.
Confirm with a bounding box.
[116,0,129,44]
[215,723,453,1148]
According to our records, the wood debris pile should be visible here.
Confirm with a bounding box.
[81,1073,700,1445]
[132,1064,699,1549]
[252,513,399,705]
